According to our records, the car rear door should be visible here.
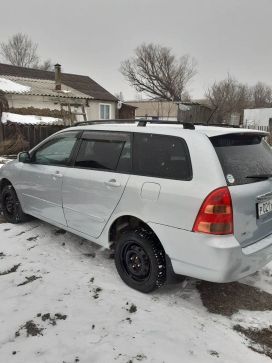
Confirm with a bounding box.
[62,131,132,238]
[128,132,194,230]
[210,132,272,247]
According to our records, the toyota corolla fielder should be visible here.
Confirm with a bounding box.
[1,120,272,293]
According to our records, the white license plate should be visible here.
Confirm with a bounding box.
[258,198,272,217]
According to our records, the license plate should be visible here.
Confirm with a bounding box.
[258,198,272,218]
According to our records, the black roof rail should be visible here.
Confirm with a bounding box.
[74,119,195,129]
[137,120,195,129]
[74,120,137,126]
[74,119,241,129]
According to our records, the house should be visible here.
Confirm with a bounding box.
[0,63,118,125]
[126,99,212,123]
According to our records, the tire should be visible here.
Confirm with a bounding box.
[1,185,29,224]
[114,228,166,293]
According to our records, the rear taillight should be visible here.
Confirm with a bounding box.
[193,187,233,235]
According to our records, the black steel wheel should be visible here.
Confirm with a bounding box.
[115,228,166,293]
[1,185,29,224]
[122,241,151,282]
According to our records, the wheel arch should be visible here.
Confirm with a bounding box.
[0,178,13,193]
[109,214,163,250]
[110,214,179,288]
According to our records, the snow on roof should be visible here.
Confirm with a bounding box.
[0,77,30,93]
[0,76,92,99]
[1,112,65,125]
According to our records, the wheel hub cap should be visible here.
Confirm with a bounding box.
[123,243,150,280]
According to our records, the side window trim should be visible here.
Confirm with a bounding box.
[116,133,133,173]
[82,131,130,142]
[66,137,83,167]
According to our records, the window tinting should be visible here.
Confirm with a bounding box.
[211,134,272,185]
[75,139,125,170]
[33,132,77,166]
[133,133,192,180]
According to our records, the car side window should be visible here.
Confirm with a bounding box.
[33,132,78,166]
[74,132,131,172]
[133,133,192,180]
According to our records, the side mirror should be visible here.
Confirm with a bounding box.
[18,151,31,163]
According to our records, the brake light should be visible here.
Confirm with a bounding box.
[193,187,233,235]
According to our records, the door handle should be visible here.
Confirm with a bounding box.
[104,179,121,188]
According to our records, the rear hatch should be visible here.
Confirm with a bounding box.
[210,132,272,248]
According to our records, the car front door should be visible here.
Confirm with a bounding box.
[62,131,131,238]
[17,131,79,226]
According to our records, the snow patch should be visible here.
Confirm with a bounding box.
[0,77,30,93]
[1,112,64,125]
[0,156,12,168]
[0,220,271,362]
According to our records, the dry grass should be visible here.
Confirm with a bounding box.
[234,324,272,359]
[196,281,272,317]
[0,135,29,155]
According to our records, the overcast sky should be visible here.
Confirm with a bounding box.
[1,0,271,100]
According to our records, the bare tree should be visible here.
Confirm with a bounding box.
[206,75,251,123]
[0,33,53,70]
[251,82,272,108]
[121,43,197,102]
[37,59,54,71]
[1,33,39,67]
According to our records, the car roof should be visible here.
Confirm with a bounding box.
[67,122,268,138]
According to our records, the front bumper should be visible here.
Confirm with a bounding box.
[149,222,272,282]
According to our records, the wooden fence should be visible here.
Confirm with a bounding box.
[0,122,66,155]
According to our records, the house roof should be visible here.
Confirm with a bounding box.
[0,63,117,102]
[0,76,92,100]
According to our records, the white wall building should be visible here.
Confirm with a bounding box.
[0,63,118,125]
[244,108,272,131]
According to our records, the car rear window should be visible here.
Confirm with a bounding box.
[210,133,272,185]
[133,133,192,180]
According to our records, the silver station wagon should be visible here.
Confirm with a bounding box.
[1,120,272,292]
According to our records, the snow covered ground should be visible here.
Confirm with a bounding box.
[0,217,271,363]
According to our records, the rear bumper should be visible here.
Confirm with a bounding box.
[149,222,272,282]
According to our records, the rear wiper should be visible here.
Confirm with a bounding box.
[246,174,272,179]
